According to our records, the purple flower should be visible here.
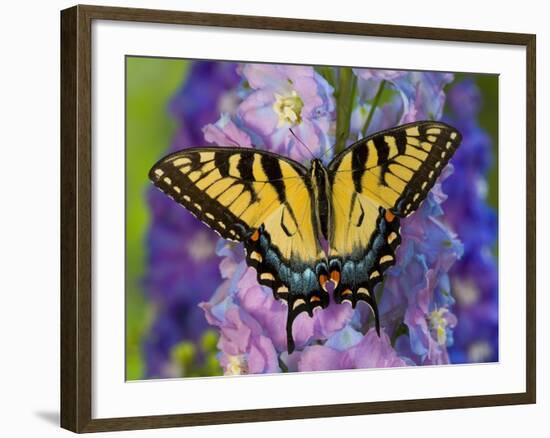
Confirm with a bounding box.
[200,241,354,374]
[353,68,407,82]
[199,245,282,375]
[297,329,407,371]
[378,167,463,365]
[142,61,241,378]
[170,61,241,148]
[394,72,454,123]
[352,69,454,136]
[236,64,335,161]
[442,79,499,363]
[203,114,253,148]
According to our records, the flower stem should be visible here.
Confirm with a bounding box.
[316,66,336,89]
[334,68,357,154]
[362,79,387,137]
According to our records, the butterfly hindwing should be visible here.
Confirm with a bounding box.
[245,224,330,353]
[327,121,461,329]
[149,147,328,353]
[327,207,401,333]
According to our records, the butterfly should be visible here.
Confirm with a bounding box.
[149,121,461,353]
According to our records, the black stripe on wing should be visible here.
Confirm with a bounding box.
[149,158,251,241]
[149,147,309,241]
[328,121,462,217]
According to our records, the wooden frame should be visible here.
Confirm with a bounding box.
[60,4,536,433]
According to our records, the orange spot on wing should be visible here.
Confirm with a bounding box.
[385,210,395,222]
[250,229,260,242]
[319,274,328,290]
[330,270,340,285]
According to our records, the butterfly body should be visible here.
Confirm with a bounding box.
[149,121,462,353]
[310,158,332,240]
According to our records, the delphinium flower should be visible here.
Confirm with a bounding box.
[143,61,241,378]
[197,65,465,374]
[203,63,335,162]
[441,79,499,363]
[380,166,463,365]
[351,68,454,139]
[200,240,355,374]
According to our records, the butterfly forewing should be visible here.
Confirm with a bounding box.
[329,121,462,216]
[151,148,299,237]
[149,147,329,353]
[326,121,461,330]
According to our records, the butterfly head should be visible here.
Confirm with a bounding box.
[310,158,325,176]
[310,159,329,192]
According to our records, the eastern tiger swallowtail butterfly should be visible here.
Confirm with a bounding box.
[149,121,462,353]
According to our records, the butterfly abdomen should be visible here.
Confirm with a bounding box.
[310,159,332,241]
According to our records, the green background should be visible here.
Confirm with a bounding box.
[125,57,188,380]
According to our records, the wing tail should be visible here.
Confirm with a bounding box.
[329,207,401,333]
[245,225,330,353]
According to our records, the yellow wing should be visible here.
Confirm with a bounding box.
[149,147,328,353]
[150,148,302,239]
[326,121,462,330]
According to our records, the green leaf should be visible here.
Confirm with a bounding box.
[362,79,387,136]
[316,66,336,89]
[334,68,357,154]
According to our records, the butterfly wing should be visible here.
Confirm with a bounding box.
[149,147,328,352]
[327,121,462,330]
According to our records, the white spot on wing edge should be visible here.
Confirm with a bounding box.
[380,255,394,264]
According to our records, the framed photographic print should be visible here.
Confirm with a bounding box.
[60,4,536,433]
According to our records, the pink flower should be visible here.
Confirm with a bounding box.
[236,63,335,162]
[297,329,408,371]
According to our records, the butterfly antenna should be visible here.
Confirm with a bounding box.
[289,128,316,160]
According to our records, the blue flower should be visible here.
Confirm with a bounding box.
[380,167,463,365]
[142,61,241,378]
[442,79,499,363]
